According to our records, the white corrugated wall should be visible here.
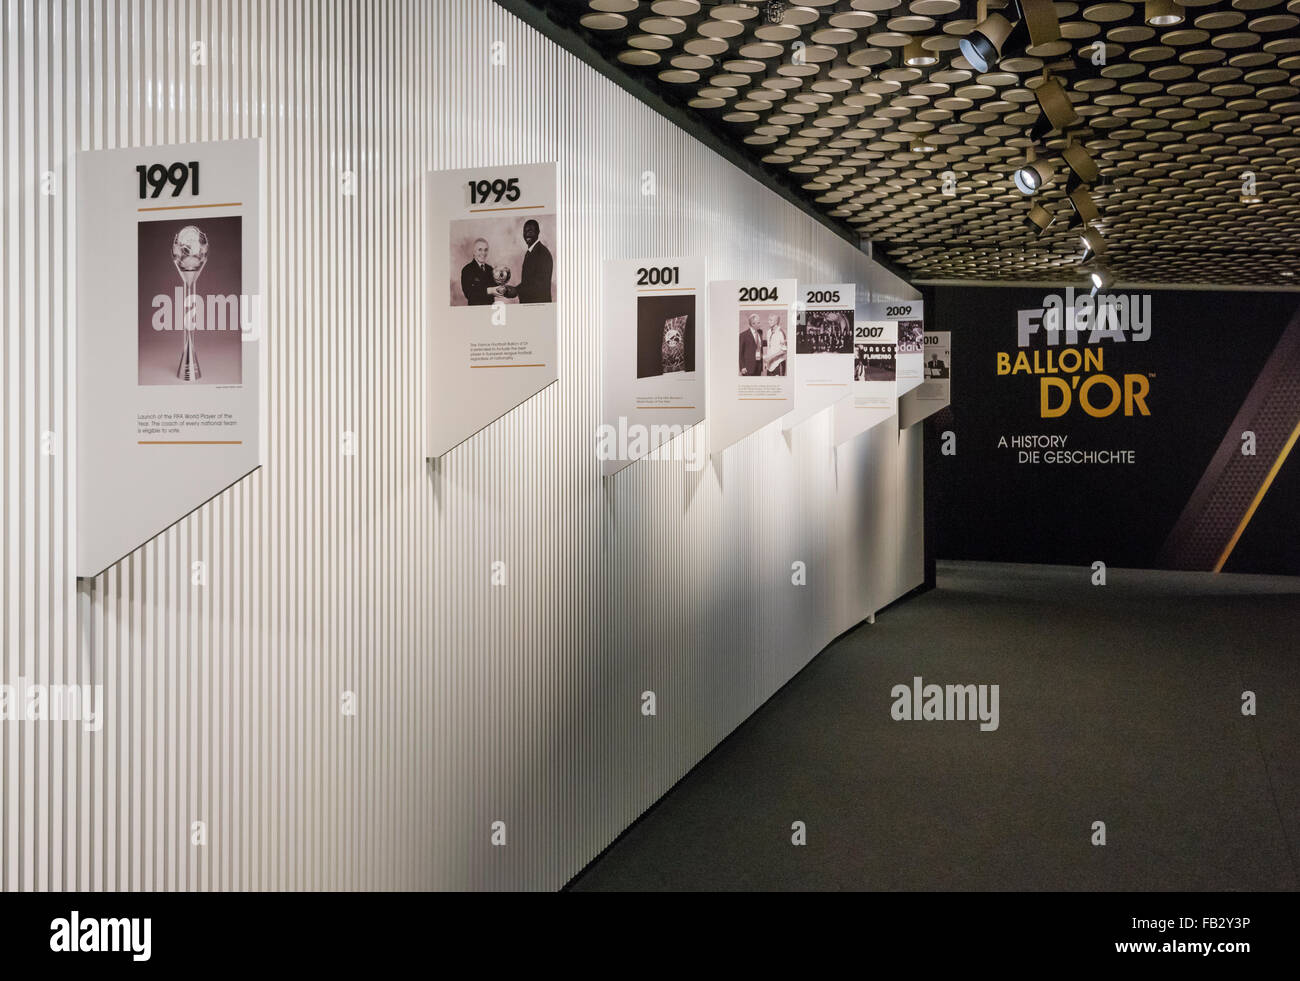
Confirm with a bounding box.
[0,0,923,891]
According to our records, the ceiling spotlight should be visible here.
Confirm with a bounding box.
[1145,0,1185,27]
[959,0,1060,73]
[910,137,937,153]
[1241,194,1262,204]
[1080,228,1106,262]
[1062,142,1099,186]
[1028,76,1080,142]
[1014,149,1056,195]
[1025,203,1055,236]
[1068,186,1100,227]
[1019,0,1063,48]
[958,1,1022,73]
[904,38,939,68]
[1092,266,1112,297]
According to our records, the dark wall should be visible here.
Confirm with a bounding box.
[924,285,1300,575]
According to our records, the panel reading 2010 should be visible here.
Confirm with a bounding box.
[636,266,680,287]
[739,286,779,302]
[466,177,521,205]
[136,162,200,199]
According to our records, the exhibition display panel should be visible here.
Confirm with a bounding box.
[75,138,263,578]
[600,257,707,476]
[783,284,856,432]
[707,279,798,454]
[900,331,952,430]
[834,300,926,446]
[426,161,558,458]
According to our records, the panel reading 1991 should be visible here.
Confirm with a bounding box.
[76,137,263,578]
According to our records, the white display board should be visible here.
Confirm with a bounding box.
[600,257,706,477]
[888,300,926,397]
[708,279,796,453]
[834,313,897,445]
[783,283,855,431]
[76,138,263,578]
[900,330,952,428]
[833,299,926,445]
[426,161,557,457]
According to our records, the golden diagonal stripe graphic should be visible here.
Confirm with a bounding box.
[1159,307,1300,572]
[1214,417,1300,573]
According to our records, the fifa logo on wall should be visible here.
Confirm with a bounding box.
[1001,289,1154,419]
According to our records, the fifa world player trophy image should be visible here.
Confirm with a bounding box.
[173,224,209,380]
[635,294,696,378]
[661,315,688,374]
[137,215,243,387]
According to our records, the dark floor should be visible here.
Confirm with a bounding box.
[570,561,1300,891]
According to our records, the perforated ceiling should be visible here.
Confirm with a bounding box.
[525,0,1300,287]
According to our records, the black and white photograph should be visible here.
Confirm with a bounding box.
[926,347,950,379]
[737,309,787,377]
[448,213,556,307]
[796,308,853,355]
[854,342,896,382]
[897,319,924,353]
[428,160,558,458]
[635,293,695,378]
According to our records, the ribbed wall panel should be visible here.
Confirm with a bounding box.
[1,0,922,891]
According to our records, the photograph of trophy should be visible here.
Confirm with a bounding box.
[661,315,687,374]
[636,295,695,378]
[172,224,209,381]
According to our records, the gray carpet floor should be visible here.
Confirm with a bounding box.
[569,561,1300,891]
